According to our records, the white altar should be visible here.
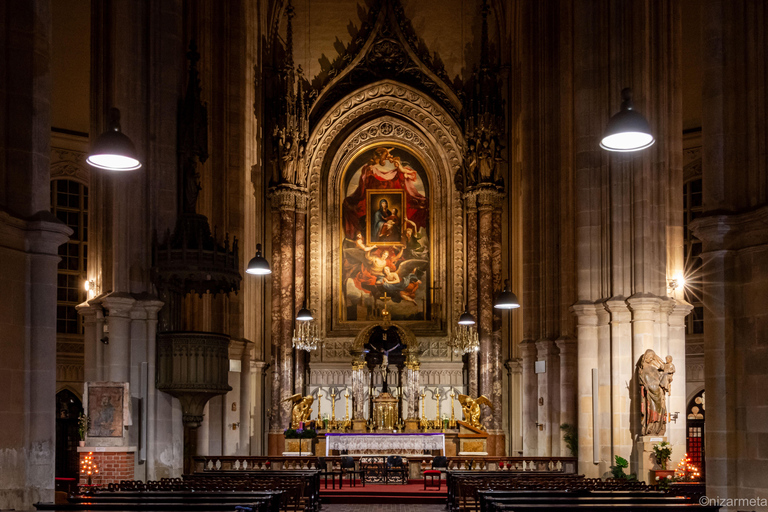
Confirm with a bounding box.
[324,433,445,456]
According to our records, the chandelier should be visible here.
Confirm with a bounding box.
[450,324,479,355]
[292,318,322,352]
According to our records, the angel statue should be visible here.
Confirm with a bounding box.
[283,393,313,429]
[458,394,493,430]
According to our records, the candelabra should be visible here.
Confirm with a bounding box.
[317,392,322,424]
[450,324,479,354]
[419,391,428,429]
[435,390,441,425]
[449,389,457,428]
[292,318,322,351]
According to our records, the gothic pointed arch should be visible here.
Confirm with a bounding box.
[306,80,466,337]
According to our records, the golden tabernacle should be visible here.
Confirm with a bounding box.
[373,391,398,430]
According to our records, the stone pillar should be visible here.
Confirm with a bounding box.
[268,206,282,433]
[465,195,479,397]
[555,338,577,456]
[476,188,504,443]
[572,303,599,477]
[103,294,136,383]
[276,189,296,429]
[293,193,308,392]
[505,358,523,456]
[605,298,633,469]
[666,302,690,470]
[534,340,551,455]
[143,300,164,480]
[79,305,102,383]
[520,340,538,456]
[239,344,253,455]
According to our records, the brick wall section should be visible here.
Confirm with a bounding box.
[79,452,135,486]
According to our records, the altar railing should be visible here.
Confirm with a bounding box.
[191,455,577,475]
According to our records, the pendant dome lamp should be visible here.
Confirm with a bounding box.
[494,279,520,309]
[245,243,271,275]
[86,108,142,171]
[458,303,476,325]
[296,301,313,321]
[600,88,655,152]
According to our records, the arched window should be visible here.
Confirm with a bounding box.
[50,179,89,334]
[683,177,703,334]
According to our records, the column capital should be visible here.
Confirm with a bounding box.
[668,298,694,323]
[554,337,577,355]
[520,339,537,360]
[627,294,663,319]
[269,185,308,212]
[466,184,505,211]
[102,293,137,318]
[570,302,599,323]
[77,302,104,323]
[505,358,522,375]
[535,338,556,357]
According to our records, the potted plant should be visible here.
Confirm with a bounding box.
[560,423,578,457]
[609,455,637,481]
[651,441,675,482]
[283,427,317,455]
[77,413,89,447]
[321,414,329,430]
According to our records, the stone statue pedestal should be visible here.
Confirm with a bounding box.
[457,420,488,455]
[352,419,367,432]
[637,435,665,484]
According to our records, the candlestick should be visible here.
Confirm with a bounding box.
[435,390,441,425]
[344,391,350,421]
[318,392,323,422]
[449,389,456,428]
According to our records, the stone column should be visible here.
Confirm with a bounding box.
[572,303,599,476]
[666,301,690,469]
[143,300,164,480]
[103,294,137,383]
[277,190,296,428]
[268,206,282,433]
[79,305,102,383]
[464,195,479,397]
[520,340,538,456]
[535,339,555,456]
[293,192,308,393]
[239,344,252,455]
[505,358,523,456]
[555,338,577,456]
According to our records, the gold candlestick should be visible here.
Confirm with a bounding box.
[318,392,323,423]
[420,391,427,429]
[344,391,351,428]
[330,391,337,430]
[435,390,441,425]
[449,389,456,428]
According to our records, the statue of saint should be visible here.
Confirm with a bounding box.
[283,393,313,429]
[458,394,493,430]
[638,349,672,436]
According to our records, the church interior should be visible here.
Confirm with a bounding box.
[1,0,767,510]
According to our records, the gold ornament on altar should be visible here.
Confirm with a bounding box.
[458,394,493,429]
[449,389,457,428]
[284,393,314,428]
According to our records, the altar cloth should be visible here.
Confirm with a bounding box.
[324,432,445,456]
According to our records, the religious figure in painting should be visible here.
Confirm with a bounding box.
[340,146,431,322]
[638,349,675,436]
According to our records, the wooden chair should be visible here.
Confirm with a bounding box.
[386,455,408,485]
[340,456,366,487]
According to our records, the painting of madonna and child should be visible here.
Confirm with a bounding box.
[341,145,431,322]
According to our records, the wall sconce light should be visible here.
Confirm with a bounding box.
[668,273,685,291]
[669,412,679,424]
[231,422,240,430]
[535,422,544,431]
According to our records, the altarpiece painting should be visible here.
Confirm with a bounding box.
[340,145,431,322]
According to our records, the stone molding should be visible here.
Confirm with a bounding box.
[690,203,768,252]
